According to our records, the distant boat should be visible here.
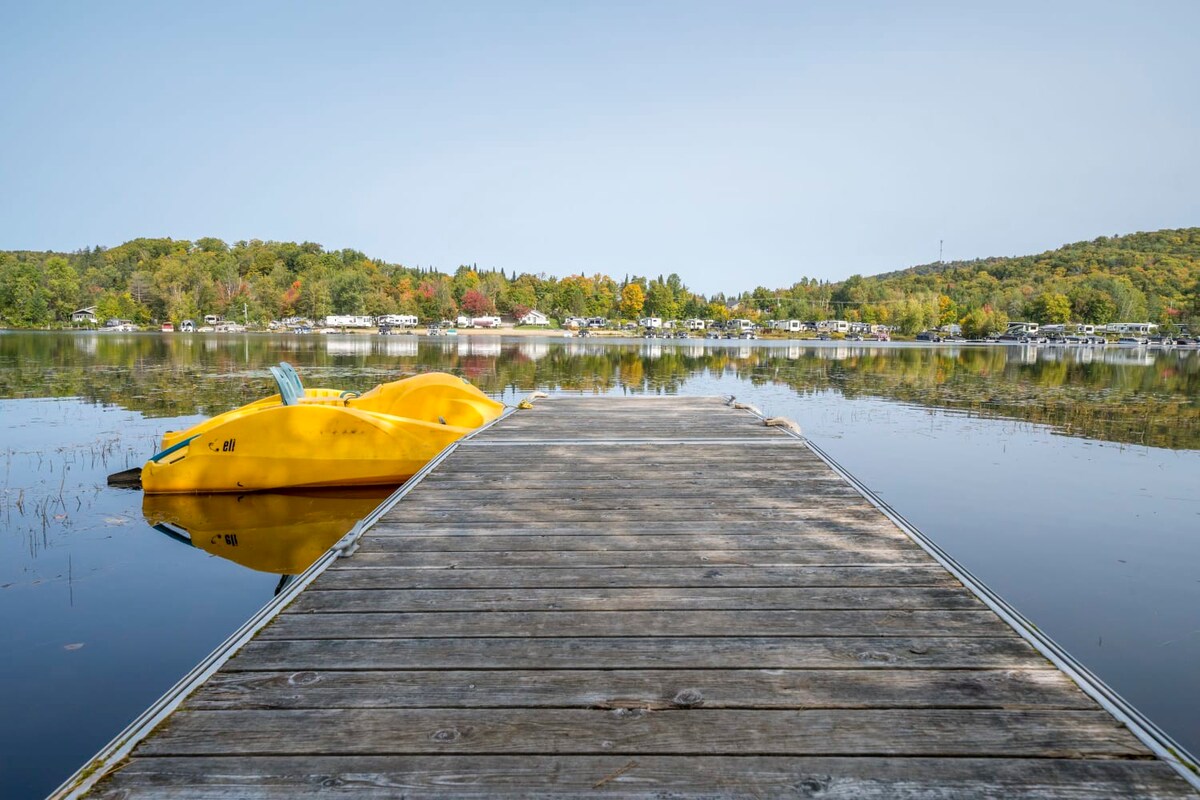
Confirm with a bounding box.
[161,322,174,332]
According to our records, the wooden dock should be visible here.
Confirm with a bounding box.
[71,396,1198,798]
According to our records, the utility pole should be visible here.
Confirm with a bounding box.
[939,240,944,264]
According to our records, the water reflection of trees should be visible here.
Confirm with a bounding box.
[2,333,1198,450]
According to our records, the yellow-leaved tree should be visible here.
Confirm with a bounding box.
[619,283,645,319]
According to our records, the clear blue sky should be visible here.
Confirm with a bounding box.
[1,1,1197,294]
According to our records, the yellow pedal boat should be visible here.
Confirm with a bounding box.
[140,366,504,494]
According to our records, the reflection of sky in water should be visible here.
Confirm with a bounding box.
[1,335,1198,795]
[1,400,276,796]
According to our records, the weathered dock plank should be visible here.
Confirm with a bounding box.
[225,635,1048,671]
[316,564,964,589]
[190,668,1091,711]
[75,395,1199,799]
[137,708,1147,758]
[290,586,988,612]
[94,756,1198,799]
[342,547,936,567]
[258,608,1011,639]
[360,531,918,550]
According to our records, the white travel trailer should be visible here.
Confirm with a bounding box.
[817,320,850,334]
[1005,321,1040,335]
[323,315,375,328]
[1105,322,1159,334]
[471,315,503,329]
[685,318,707,331]
[378,314,418,328]
[729,318,755,332]
[773,319,803,332]
[639,317,663,329]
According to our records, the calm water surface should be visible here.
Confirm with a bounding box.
[2,331,1198,796]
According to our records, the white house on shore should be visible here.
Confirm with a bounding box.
[519,309,550,326]
[71,306,98,324]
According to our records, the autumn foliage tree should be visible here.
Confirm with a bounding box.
[619,282,645,319]
[461,288,496,316]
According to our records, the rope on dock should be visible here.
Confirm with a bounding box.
[730,401,762,416]
[764,416,801,434]
[517,391,549,409]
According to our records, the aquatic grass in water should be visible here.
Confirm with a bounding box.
[0,398,268,796]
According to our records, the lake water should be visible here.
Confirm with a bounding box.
[2,331,1198,797]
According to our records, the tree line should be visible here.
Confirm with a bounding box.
[1,228,1197,335]
[4,333,1197,450]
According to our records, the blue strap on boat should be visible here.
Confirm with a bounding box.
[148,434,199,463]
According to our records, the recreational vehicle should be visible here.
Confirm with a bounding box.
[377,314,418,328]
[323,315,375,329]
[817,320,850,334]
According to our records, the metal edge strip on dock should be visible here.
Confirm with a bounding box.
[47,397,521,800]
[725,397,1200,790]
[464,438,796,446]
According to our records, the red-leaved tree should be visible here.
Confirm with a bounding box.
[461,288,496,316]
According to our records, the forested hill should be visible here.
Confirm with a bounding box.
[876,228,1200,281]
[778,228,1200,336]
[0,228,1197,336]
